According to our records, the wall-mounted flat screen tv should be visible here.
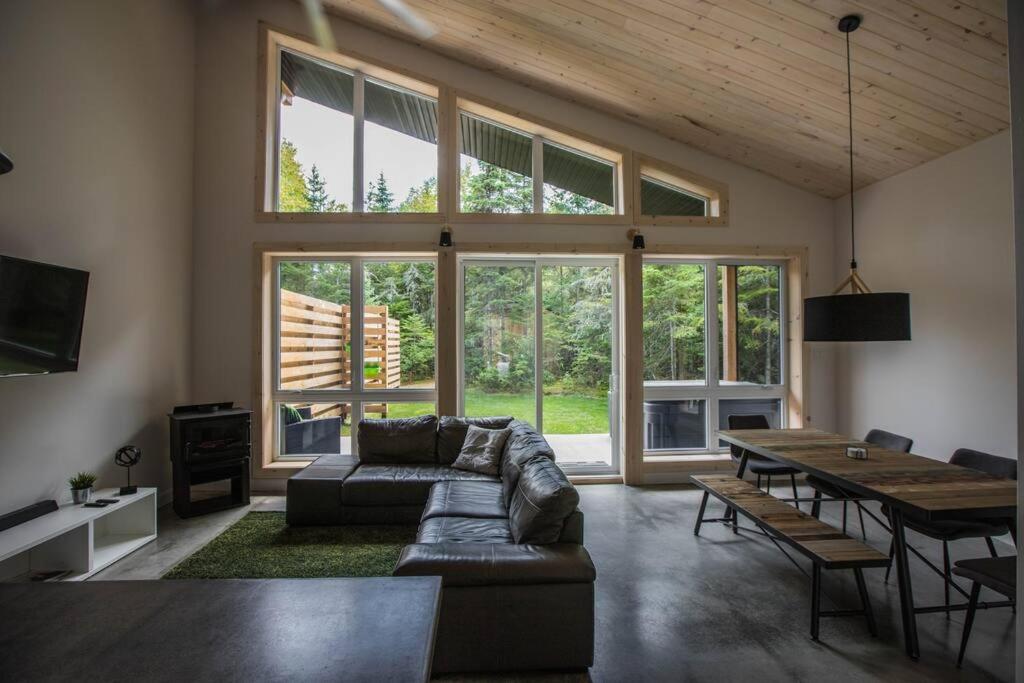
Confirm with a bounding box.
[0,256,89,377]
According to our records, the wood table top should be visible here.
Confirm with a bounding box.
[718,428,1017,521]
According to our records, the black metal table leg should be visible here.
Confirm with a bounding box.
[957,582,981,668]
[694,491,709,535]
[735,451,749,478]
[890,508,920,659]
[853,568,877,637]
[810,564,821,641]
[731,451,749,533]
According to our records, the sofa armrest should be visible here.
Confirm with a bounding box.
[393,543,596,587]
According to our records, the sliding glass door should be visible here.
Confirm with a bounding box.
[460,257,619,474]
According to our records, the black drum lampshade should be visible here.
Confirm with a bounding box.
[802,16,911,343]
[0,150,11,175]
[804,292,911,342]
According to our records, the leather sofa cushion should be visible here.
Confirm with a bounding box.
[509,457,580,544]
[357,415,438,464]
[501,420,555,507]
[289,453,358,482]
[421,480,507,521]
[437,416,514,465]
[394,542,597,587]
[342,464,498,507]
[416,516,513,544]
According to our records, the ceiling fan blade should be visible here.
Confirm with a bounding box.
[301,0,336,51]
[377,0,438,40]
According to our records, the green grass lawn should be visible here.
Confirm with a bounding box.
[350,391,608,434]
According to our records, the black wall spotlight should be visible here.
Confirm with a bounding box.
[439,225,453,247]
[628,229,645,250]
[0,150,12,175]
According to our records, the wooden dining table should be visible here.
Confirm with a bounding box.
[718,427,1017,660]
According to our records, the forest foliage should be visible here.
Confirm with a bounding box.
[278,140,780,394]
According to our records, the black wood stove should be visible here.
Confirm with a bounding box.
[169,402,251,518]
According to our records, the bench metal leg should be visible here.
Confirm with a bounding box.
[957,582,981,668]
[810,564,821,641]
[694,491,709,536]
[985,537,998,558]
[756,473,761,490]
[789,474,800,511]
[854,568,878,637]
[842,500,848,534]
[766,475,771,494]
[811,489,822,519]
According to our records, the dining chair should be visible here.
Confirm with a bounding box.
[727,414,801,509]
[953,555,1016,668]
[808,429,914,538]
[883,448,1017,618]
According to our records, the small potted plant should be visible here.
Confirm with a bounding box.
[68,472,97,504]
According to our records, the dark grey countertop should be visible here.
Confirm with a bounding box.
[0,576,441,682]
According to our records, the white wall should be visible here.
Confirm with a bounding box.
[0,0,196,509]
[191,1,837,484]
[834,131,1017,461]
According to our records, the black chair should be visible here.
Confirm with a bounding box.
[883,448,1017,617]
[727,414,800,508]
[953,556,1016,668]
[808,429,914,538]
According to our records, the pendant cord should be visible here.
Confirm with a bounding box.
[846,28,856,270]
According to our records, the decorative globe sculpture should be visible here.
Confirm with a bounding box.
[115,445,142,495]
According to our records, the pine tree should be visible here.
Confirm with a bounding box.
[366,171,395,212]
[304,164,346,212]
[459,161,533,213]
[398,177,438,213]
[278,139,311,212]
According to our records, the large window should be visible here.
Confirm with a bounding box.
[460,257,619,474]
[274,49,439,214]
[263,32,731,225]
[458,107,618,216]
[273,257,437,459]
[642,259,786,455]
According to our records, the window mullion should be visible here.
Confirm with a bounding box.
[352,257,364,394]
[532,135,544,213]
[705,260,720,445]
[534,262,543,431]
[353,72,365,212]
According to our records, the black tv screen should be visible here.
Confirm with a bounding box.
[0,256,89,377]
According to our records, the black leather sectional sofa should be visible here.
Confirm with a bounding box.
[286,415,596,673]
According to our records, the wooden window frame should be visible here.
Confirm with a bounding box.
[254,242,803,485]
[258,26,738,229]
[451,96,631,225]
[639,257,789,458]
[633,153,730,227]
[256,24,447,223]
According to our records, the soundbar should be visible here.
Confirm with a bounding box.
[0,500,58,533]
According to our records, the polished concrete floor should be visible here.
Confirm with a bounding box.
[92,485,1015,681]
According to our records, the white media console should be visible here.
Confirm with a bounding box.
[0,488,157,581]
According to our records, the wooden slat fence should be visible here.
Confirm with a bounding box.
[280,289,400,419]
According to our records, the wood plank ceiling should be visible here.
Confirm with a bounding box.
[319,0,1010,198]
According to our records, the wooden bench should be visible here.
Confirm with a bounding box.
[692,473,889,641]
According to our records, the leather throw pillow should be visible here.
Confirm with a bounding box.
[452,425,512,476]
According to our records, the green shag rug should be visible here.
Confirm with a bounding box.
[163,512,417,580]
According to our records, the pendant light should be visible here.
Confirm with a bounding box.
[803,15,911,342]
